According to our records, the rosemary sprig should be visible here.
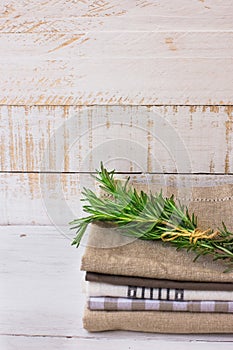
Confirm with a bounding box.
[70,162,233,272]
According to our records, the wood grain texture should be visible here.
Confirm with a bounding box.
[1,59,232,105]
[0,226,233,344]
[1,335,233,350]
[0,1,232,104]
[0,33,233,105]
[1,106,232,173]
[2,32,233,58]
[0,172,82,225]
[0,0,233,32]
[0,226,84,336]
[1,172,233,225]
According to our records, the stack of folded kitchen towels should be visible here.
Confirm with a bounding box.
[81,182,233,333]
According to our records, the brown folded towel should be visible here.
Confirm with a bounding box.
[86,272,233,291]
[84,308,233,333]
[81,224,233,282]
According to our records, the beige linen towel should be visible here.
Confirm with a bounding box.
[81,224,233,282]
[100,181,233,231]
[83,308,233,333]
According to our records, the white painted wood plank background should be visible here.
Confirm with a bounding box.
[0,0,233,32]
[2,32,233,58]
[0,2,232,104]
[1,336,233,350]
[0,53,232,105]
[1,106,232,173]
[1,173,233,225]
[0,226,232,350]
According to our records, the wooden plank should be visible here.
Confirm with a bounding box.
[1,335,233,350]
[0,226,233,344]
[0,1,232,32]
[0,31,233,105]
[0,172,82,225]
[0,3,232,105]
[0,226,85,336]
[1,58,232,105]
[1,172,233,225]
[2,32,233,58]
[1,106,233,173]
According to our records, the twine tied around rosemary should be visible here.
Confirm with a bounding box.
[161,223,220,244]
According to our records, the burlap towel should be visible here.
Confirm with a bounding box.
[83,308,233,333]
[81,224,233,282]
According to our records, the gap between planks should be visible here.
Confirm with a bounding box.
[0,171,233,175]
[0,104,232,107]
[1,333,233,343]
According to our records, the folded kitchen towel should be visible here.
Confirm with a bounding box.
[83,308,233,333]
[88,297,233,313]
[81,224,233,282]
[87,281,233,301]
[86,272,233,291]
[99,181,233,232]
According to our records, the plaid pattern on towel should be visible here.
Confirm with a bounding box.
[88,297,233,313]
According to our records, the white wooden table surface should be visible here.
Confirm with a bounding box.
[1,226,233,350]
